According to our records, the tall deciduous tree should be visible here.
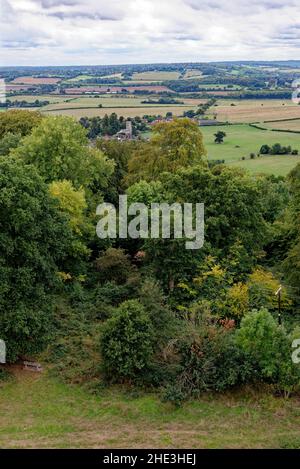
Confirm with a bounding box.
[282,163,300,290]
[0,158,72,361]
[126,118,207,185]
[214,131,226,144]
[12,116,114,191]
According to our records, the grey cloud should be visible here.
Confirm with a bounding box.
[184,0,221,10]
[2,39,41,48]
[174,34,202,41]
[48,11,119,20]
[0,0,15,20]
[39,0,79,7]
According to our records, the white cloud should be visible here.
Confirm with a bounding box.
[0,0,300,65]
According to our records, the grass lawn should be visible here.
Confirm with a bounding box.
[201,124,300,175]
[1,368,300,449]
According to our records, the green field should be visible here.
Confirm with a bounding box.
[201,124,300,175]
[132,71,181,81]
[8,94,75,104]
[63,75,101,83]
[229,155,300,176]
[199,84,242,90]
[42,95,191,111]
[100,73,123,80]
[41,95,203,113]
[1,369,300,449]
[44,105,197,119]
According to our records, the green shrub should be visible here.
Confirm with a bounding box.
[236,308,300,394]
[170,325,255,399]
[95,248,139,285]
[70,281,135,321]
[236,308,286,379]
[0,367,12,382]
[180,327,254,395]
[100,300,154,381]
[139,279,178,346]
[162,383,186,408]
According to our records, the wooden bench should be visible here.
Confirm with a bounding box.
[23,361,43,372]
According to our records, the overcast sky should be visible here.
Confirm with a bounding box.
[1,0,300,66]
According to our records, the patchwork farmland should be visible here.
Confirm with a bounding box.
[2,62,300,177]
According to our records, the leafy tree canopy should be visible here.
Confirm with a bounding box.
[126,118,207,185]
[0,109,42,138]
[0,158,72,361]
[12,116,114,191]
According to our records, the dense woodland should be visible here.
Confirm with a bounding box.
[0,109,300,404]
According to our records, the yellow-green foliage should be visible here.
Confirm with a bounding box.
[49,180,87,235]
[178,257,250,321]
[0,109,42,137]
[223,282,249,319]
[152,118,207,170]
[247,268,292,313]
[12,116,114,189]
[49,180,91,280]
[126,118,207,184]
[193,256,226,288]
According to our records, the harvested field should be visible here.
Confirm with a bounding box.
[6,85,38,91]
[263,119,300,132]
[209,100,300,123]
[11,77,61,85]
